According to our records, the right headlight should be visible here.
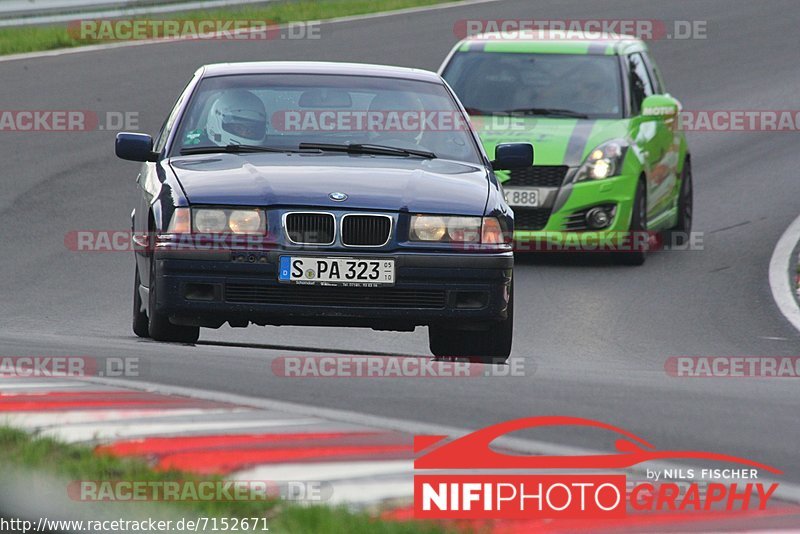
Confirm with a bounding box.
[410,215,508,244]
[575,139,629,182]
[411,215,481,242]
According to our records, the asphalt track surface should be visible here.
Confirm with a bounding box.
[2,0,800,486]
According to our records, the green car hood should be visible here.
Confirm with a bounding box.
[474,117,631,173]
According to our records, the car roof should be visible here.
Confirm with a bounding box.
[198,61,443,83]
[456,31,648,56]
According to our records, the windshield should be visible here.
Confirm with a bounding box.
[171,73,481,163]
[442,52,623,119]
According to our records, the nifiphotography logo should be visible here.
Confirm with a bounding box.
[413,417,781,520]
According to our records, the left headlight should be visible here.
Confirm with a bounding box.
[575,139,628,181]
[191,208,266,235]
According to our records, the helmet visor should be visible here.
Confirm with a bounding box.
[220,110,266,141]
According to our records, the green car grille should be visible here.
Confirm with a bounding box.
[505,165,568,188]
[505,166,569,231]
[513,208,552,231]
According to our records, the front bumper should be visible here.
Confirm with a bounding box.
[151,250,513,330]
[512,173,638,251]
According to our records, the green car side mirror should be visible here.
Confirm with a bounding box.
[641,94,681,121]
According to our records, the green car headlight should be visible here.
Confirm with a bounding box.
[576,139,628,181]
[410,215,482,242]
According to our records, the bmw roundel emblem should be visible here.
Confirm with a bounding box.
[329,192,348,201]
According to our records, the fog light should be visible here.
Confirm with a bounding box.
[454,291,489,309]
[184,283,218,301]
[586,207,612,229]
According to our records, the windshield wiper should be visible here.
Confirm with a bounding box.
[298,142,436,159]
[179,144,295,156]
[504,107,590,119]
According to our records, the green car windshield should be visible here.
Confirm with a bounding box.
[443,52,624,119]
[172,73,482,164]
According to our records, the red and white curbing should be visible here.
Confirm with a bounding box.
[0,377,415,507]
[4,377,800,532]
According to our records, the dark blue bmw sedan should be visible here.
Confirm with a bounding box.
[116,62,532,363]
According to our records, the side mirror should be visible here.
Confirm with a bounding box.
[641,94,680,121]
[492,143,534,170]
[116,133,157,162]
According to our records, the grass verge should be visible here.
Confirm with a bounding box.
[0,426,445,533]
[0,0,455,56]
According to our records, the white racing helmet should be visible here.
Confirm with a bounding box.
[206,90,267,146]
[367,91,424,143]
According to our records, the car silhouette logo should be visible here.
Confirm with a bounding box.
[413,416,782,473]
[329,192,348,201]
[412,417,783,520]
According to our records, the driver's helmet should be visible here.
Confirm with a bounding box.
[206,90,267,146]
[368,91,424,143]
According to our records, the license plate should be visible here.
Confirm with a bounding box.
[504,187,540,207]
[279,256,395,286]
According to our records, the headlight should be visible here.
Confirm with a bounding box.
[446,217,482,242]
[193,209,227,233]
[410,215,447,241]
[192,208,266,234]
[229,210,264,234]
[410,215,502,244]
[576,140,628,181]
[166,208,191,234]
[481,217,510,244]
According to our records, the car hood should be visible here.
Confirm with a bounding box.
[169,152,489,215]
[474,117,631,168]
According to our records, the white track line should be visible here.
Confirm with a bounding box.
[40,416,321,442]
[0,381,88,390]
[76,375,800,505]
[0,407,249,428]
[234,460,413,484]
[0,0,504,63]
[769,213,800,332]
[328,479,413,505]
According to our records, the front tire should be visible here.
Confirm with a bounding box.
[428,283,513,364]
[666,158,693,247]
[132,264,150,338]
[147,261,199,344]
[616,179,647,266]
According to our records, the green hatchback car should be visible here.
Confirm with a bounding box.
[439,32,692,264]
